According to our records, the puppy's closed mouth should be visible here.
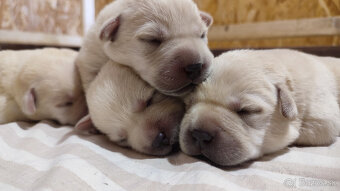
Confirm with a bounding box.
[164,84,197,96]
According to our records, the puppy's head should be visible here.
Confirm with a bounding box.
[77,61,185,155]
[98,0,214,96]
[180,51,298,166]
[16,49,87,125]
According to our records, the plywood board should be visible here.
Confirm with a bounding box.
[95,0,340,49]
[195,0,340,24]
[195,0,340,48]
[0,0,83,36]
[209,16,340,40]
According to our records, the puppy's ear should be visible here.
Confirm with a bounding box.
[200,11,213,27]
[100,16,121,41]
[22,88,37,116]
[75,114,99,134]
[276,83,297,120]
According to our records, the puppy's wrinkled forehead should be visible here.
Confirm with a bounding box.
[128,0,205,36]
[188,58,275,107]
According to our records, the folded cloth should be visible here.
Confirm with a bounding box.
[0,121,339,191]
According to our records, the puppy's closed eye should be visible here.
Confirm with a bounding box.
[229,100,262,116]
[144,90,157,109]
[142,92,167,111]
[145,96,153,108]
[136,23,165,47]
[140,36,163,46]
[237,107,262,116]
[200,32,206,39]
[236,106,263,127]
[133,91,156,112]
[57,99,74,108]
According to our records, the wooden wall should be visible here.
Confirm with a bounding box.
[196,0,340,24]
[1,0,339,48]
[95,0,340,49]
[0,0,83,36]
[196,0,340,49]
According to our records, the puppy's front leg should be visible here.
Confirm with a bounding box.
[295,95,340,146]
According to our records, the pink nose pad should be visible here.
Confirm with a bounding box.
[185,63,203,80]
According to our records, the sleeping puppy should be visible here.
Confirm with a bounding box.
[0,48,87,125]
[76,60,185,155]
[180,49,340,166]
[76,0,214,96]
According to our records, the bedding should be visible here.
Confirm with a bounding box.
[0,121,339,191]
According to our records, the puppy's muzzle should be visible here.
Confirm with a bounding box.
[158,48,212,96]
[176,49,208,85]
[183,118,245,166]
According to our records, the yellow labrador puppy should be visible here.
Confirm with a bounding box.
[180,49,340,166]
[76,0,214,96]
[0,48,87,125]
[76,60,185,155]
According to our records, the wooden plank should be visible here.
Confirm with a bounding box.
[208,17,340,41]
[212,47,340,58]
[0,30,82,47]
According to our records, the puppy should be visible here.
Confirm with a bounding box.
[0,48,87,125]
[180,49,340,166]
[76,0,214,96]
[76,60,185,155]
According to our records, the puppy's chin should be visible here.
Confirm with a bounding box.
[142,145,173,156]
[160,84,197,97]
[117,141,174,156]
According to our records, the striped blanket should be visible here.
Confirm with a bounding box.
[0,121,339,191]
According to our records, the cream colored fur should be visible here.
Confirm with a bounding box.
[180,49,340,166]
[81,60,185,155]
[76,0,213,96]
[0,48,87,125]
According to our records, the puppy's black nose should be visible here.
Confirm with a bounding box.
[185,63,202,80]
[191,130,213,147]
[152,132,170,149]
